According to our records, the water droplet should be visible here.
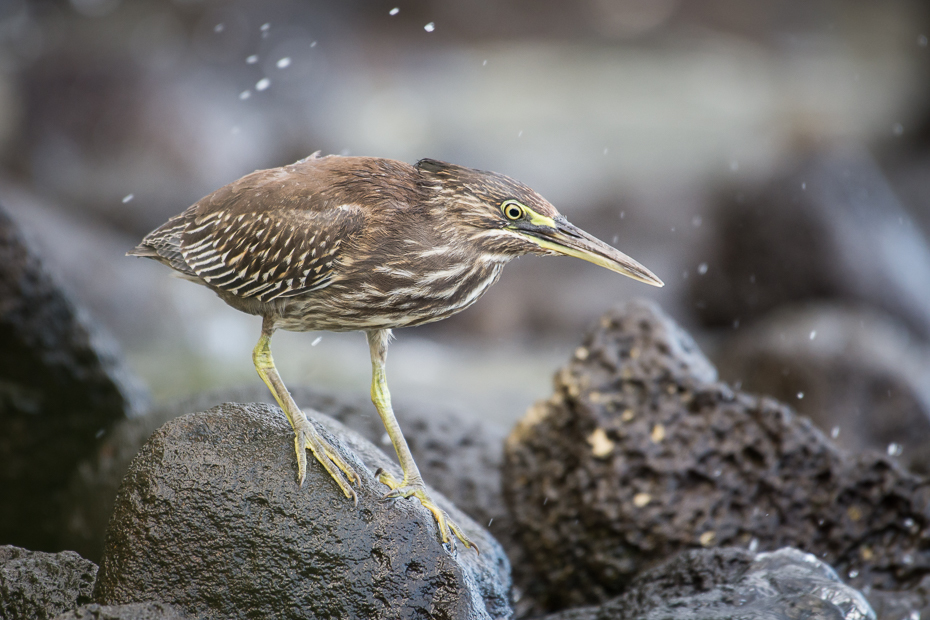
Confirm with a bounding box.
[239,90,251,100]
[801,182,806,190]
[487,518,493,527]
[893,123,904,136]
[831,426,840,439]
[919,34,928,47]
[311,336,322,346]
[848,569,859,579]
[95,428,105,438]
[809,330,816,340]
[276,57,291,69]
[797,392,804,399]
[888,443,903,456]
[389,7,399,16]
[619,211,625,219]
[121,193,134,203]
[603,147,609,155]
[255,78,271,91]
[424,22,435,32]
[214,23,225,33]
[904,517,915,528]
[697,262,708,275]
[748,538,758,552]
[380,432,391,446]
[246,54,258,64]
[543,497,548,505]
[517,130,523,137]
[692,216,702,227]
[611,235,619,244]
[482,59,487,66]
[310,41,317,48]
[260,23,270,31]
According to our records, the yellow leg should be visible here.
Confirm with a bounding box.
[366,329,478,552]
[253,318,359,503]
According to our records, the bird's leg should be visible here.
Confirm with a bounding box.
[366,329,478,552]
[253,319,359,503]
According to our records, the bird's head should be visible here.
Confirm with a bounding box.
[416,158,664,287]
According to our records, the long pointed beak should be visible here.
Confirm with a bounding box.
[524,218,664,287]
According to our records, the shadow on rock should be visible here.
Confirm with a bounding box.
[93,403,512,620]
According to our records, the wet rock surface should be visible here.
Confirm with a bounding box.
[715,304,930,474]
[51,603,186,620]
[0,205,146,552]
[93,402,511,620]
[503,300,930,614]
[54,603,186,620]
[0,545,98,620]
[539,547,874,620]
[691,146,930,340]
[63,386,514,567]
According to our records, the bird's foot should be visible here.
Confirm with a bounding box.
[375,468,479,553]
[293,417,360,505]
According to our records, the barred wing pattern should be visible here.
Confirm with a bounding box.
[140,203,364,304]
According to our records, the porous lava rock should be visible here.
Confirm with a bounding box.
[539,547,874,620]
[0,205,146,551]
[0,545,97,620]
[93,402,511,620]
[690,146,930,340]
[715,303,930,474]
[504,299,930,613]
[52,603,187,620]
[63,386,513,567]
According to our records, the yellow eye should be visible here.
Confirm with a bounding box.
[502,200,525,221]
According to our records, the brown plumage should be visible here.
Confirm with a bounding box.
[130,153,662,551]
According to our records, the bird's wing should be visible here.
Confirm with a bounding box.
[175,196,365,303]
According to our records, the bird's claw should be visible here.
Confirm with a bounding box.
[294,419,360,505]
[374,469,479,554]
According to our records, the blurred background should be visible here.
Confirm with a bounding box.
[3,0,930,468]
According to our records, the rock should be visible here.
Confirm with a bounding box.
[0,205,147,552]
[539,547,874,620]
[93,403,511,620]
[52,603,186,620]
[0,545,97,620]
[691,145,930,341]
[503,299,930,614]
[714,303,930,474]
[63,386,516,570]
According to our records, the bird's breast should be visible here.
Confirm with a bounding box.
[274,255,507,332]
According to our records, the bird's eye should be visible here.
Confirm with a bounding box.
[502,200,525,221]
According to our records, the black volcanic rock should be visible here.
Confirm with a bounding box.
[503,299,930,613]
[52,603,187,620]
[0,545,97,620]
[0,205,146,552]
[93,403,511,620]
[539,547,874,620]
[63,386,514,568]
[715,303,930,474]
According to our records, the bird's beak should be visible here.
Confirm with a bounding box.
[523,218,664,287]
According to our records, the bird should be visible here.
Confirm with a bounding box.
[129,153,663,552]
